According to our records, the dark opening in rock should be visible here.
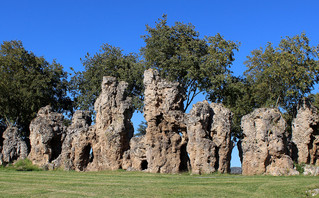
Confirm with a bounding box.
[141,160,148,170]
[49,135,62,162]
[179,143,190,171]
[79,144,94,171]
[214,147,220,171]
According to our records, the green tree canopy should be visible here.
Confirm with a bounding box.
[244,33,319,111]
[0,40,72,135]
[141,15,239,111]
[71,43,145,113]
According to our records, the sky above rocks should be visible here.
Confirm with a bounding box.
[1,0,318,167]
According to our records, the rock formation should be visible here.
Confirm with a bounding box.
[186,101,232,174]
[28,105,66,167]
[0,126,28,165]
[88,76,134,171]
[240,108,298,176]
[292,99,319,165]
[52,110,92,171]
[55,77,134,171]
[122,136,147,171]
[142,69,188,173]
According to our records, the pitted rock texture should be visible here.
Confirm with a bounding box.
[52,110,92,171]
[88,76,134,171]
[143,69,188,173]
[292,100,319,165]
[186,101,232,174]
[303,165,319,176]
[241,108,298,176]
[0,127,28,165]
[122,136,147,171]
[28,105,66,167]
[53,77,133,171]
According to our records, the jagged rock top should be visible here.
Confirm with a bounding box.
[70,110,92,129]
[241,108,287,142]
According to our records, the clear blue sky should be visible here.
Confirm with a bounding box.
[1,0,319,167]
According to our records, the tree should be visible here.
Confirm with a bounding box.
[71,43,145,113]
[141,15,239,112]
[134,121,147,137]
[0,40,72,135]
[244,33,319,111]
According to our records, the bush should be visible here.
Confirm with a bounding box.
[14,159,42,171]
[294,162,305,174]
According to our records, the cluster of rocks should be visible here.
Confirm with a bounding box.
[1,69,318,176]
[238,99,319,176]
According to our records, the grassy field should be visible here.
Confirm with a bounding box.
[0,169,318,197]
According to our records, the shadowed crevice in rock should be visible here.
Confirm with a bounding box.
[78,143,94,171]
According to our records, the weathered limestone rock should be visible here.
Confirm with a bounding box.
[143,69,188,173]
[28,105,66,167]
[52,110,92,171]
[0,126,28,165]
[186,101,232,174]
[53,77,133,171]
[292,100,319,165]
[303,165,319,176]
[88,76,134,171]
[122,136,147,171]
[241,108,298,176]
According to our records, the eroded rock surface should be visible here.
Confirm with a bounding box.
[303,165,319,176]
[88,76,134,171]
[186,101,232,174]
[0,126,28,165]
[53,77,133,171]
[122,136,147,171]
[292,100,319,165]
[28,105,66,167]
[143,69,188,173]
[241,108,298,176]
[52,110,92,171]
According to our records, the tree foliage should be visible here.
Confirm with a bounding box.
[0,40,72,134]
[71,44,145,112]
[141,15,239,111]
[244,33,319,111]
[134,121,147,137]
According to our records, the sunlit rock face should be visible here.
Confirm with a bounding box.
[142,69,188,173]
[0,126,28,165]
[186,101,233,174]
[28,105,65,167]
[240,108,298,176]
[84,76,134,171]
[292,100,319,166]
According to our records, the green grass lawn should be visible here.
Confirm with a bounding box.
[0,169,318,197]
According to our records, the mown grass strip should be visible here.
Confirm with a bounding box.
[0,170,318,197]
